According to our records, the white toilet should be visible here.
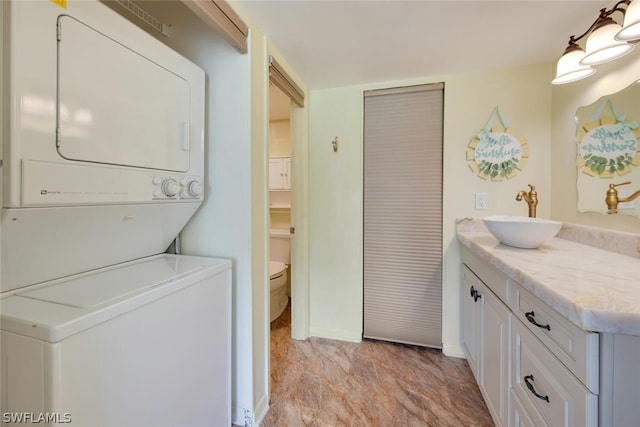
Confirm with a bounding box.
[269,229,290,322]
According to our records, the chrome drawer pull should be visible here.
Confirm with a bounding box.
[525,311,551,331]
[524,375,550,403]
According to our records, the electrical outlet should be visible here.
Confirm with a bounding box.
[475,192,488,210]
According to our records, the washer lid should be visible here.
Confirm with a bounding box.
[17,256,204,308]
[1,254,231,343]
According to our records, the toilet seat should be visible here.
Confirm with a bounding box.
[269,261,288,322]
[269,261,286,279]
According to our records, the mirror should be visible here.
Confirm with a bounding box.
[576,80,640,217]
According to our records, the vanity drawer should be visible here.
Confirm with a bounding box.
[511,388,546,427]
[512,318,598,427]
[461,247,510,306]
[512,283,599,393]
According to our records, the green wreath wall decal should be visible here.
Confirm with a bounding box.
[466,107,528,181]
[576,98,640,178]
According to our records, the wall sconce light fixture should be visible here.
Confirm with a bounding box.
[552,0,640,85]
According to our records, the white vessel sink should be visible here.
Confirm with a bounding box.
[482,216,562,249]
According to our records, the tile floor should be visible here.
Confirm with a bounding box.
[262,301,494,426]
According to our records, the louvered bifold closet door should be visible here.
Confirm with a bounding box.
[363,83,443,348]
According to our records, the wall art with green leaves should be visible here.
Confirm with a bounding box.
[467,107,528,181]
[576,99,640,178]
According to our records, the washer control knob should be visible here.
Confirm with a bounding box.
[162,178,179,197]
[187,180,203,197]
[152,176,163,185]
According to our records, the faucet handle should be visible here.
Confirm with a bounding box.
[610,181,631,189]
[527,184,536,191]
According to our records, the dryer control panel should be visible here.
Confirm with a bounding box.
[22,160,203,206]
[152,175,203,200]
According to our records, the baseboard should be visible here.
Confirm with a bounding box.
[254,393,270,426]
[308,325,362,343]
[442,342,466,359]
[232,406,246,426]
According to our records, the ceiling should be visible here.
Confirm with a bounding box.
[235,0,613,90]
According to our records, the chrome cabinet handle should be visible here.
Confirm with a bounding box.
[524,374,550,402]
[525,311,551,331]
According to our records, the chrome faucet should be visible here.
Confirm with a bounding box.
[605,181,640,213]
[516,184,538,218]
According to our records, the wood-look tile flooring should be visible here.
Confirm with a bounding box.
[262,301,494,426]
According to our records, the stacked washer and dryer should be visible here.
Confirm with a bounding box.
[0,1,231,426]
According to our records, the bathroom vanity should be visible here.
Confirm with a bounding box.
[457,219,640,427]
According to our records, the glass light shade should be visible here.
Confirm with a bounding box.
[581,22,634,65]
[616,0,640,41]
[552,48,596,85]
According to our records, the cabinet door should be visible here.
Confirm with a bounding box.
[462,263,510,427]
[481,283,510,427]
[512,318,597,427]
[269,158,284,189]
[462,265,482,381]
[282,157,291,189]
[269,158,290,190]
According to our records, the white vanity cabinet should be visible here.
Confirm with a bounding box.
[269,157,291,190]
[461,247,598,427]
[458,220,640,427]
[462,258,510,427]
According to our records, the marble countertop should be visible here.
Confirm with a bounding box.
[457,218,640,336]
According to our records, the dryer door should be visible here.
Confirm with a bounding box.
[56,15,190,172]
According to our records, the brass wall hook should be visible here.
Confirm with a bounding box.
[332,137,338,152]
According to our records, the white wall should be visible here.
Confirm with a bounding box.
[308,63,553,354]
[551,47,640,233]
[309,86,365,342]
[442,63,552,355]
[269,120,291,156]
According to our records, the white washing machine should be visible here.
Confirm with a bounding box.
[1,1,231,425]
[1,254,231,427]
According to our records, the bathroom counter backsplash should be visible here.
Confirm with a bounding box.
[457,218,640,336]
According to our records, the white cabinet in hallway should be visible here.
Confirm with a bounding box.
[269,157,291,190]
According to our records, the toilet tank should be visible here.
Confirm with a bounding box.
[269,229,291,264]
